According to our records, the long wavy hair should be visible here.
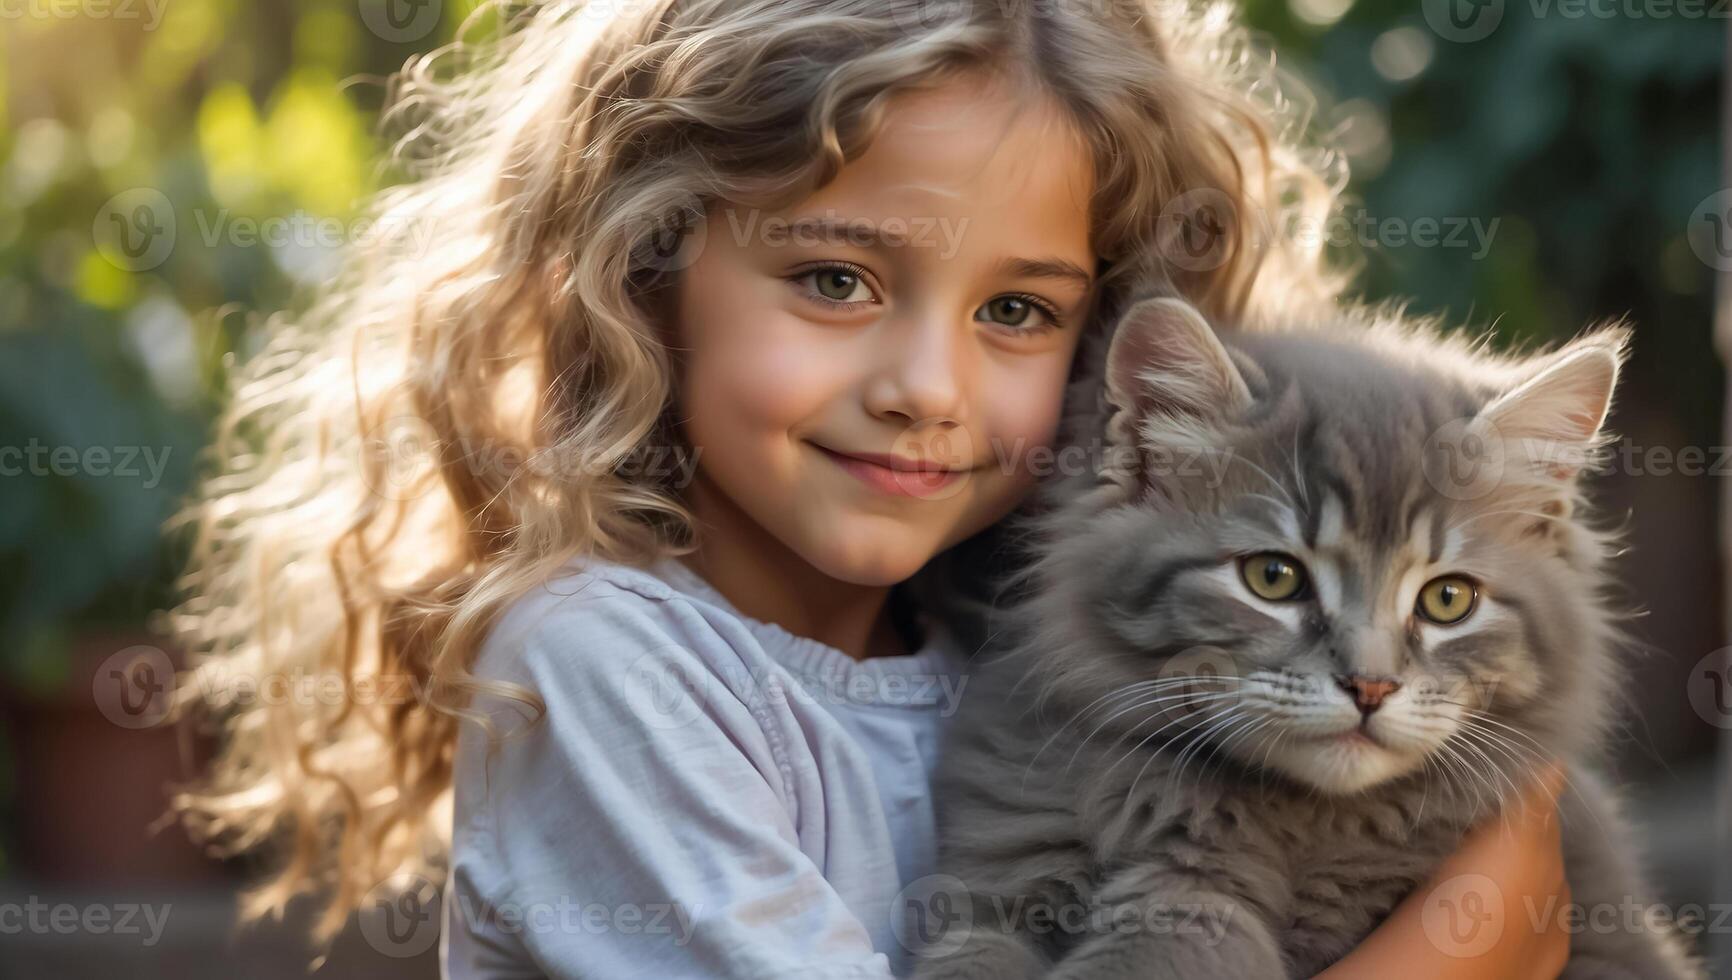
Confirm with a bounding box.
[167,0,1352,944]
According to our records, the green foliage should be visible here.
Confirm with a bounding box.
[1242,0,1721,437]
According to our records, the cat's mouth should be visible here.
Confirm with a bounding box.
[1297,725,1388,750]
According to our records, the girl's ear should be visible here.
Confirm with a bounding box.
[1105,297,1252,423]
[1479,324,1630,482]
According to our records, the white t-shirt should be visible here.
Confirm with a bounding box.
[441,555,973,979]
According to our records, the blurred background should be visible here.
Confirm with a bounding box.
[0,0,1723,976]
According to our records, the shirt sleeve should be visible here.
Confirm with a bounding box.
[441,582,898,980]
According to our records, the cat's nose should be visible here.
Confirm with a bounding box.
[1334,674,1400,716]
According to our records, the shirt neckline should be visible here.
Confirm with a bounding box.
[646,555,970,706]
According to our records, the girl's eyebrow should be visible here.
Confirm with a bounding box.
[989,255,1093,292]
[780,216,1092,290]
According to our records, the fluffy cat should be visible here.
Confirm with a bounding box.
[910,297,1702,979]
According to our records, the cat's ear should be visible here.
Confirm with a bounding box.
[1479,324,1630,482]
[1104,298,1252,423]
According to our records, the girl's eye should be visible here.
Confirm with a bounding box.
[1240,552,1308,601]
[976,294,1063,334]
[788,263,876,308]
[786,265,1065,334]
[812,268,870,303]
[1416,576,1478,625]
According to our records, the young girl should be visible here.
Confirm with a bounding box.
[169,1,1573,977]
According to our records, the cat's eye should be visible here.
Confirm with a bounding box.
[1239,552,1308,601]
[1416,576,1478,625]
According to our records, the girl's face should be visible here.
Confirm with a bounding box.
[674,76,1095,587]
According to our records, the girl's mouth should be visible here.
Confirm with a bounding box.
[809,442,969,499]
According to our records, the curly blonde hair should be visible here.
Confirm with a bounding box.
[168,0,1351,944]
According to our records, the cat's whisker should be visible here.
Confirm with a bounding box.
[1025,677,1176,760]
[1093,699,1241,787]
[1459,709,1549,754]
[1461,711,1616,847]
[1164,707,1249,802]
[1087,689,1253,727]
[1173,712,1258,801]
[1074,676,1249,723]
[1423,742,1476,823]
[1414,752,1435,829]
[1456,718,1543,774]
[1289,424,1311,509]
[1062,690,1247,779]
[1465,746,1515,816]
[1260,727,1288,796]
[1180,712,1255,795]
[1067,677,1249,734]
[1460,711,1568,792]
[1223,453,1299,512]
[1131,710,1258,808]
[1118,702,1238,803]
[1022,677,1246,789]
[1199,713,1272,790]
[1441,704,1555,781]
[1101,706,1245,823]
[1446,508,1568,534]
[1021,681,1168,790]
[1449,726,1525,810]
[1433,734,1491,816]
[1238,491,1292,517]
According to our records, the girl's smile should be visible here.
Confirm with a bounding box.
[807,441,973,499]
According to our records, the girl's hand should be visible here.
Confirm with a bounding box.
[1315,761,1571,980]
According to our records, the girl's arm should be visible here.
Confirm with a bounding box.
[1315,763,1572,980]
[445,583,898,979]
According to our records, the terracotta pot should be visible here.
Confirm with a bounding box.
[2,629,228,885]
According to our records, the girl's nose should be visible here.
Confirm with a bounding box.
[862,310,970,426]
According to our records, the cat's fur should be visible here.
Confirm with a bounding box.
[911,297,1702,979]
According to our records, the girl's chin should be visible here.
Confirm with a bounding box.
[800,538,935,588]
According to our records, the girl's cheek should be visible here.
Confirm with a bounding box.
[698,316,844,427]
[980,356,1072,479]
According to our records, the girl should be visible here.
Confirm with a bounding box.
[169,0,1573,976]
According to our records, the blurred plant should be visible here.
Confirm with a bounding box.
[0,0,492,685]
[1242,0,1722,439]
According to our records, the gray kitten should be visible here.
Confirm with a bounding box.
[911,297,1702,979]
